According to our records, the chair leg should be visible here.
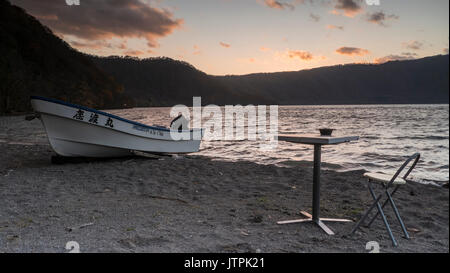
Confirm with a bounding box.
[368,183,398,247]
[350,198,378,234]
[366,185,400,228]
[386,190,410,239]
[351,179,384,235]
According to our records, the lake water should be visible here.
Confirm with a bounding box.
[110,104,449,185]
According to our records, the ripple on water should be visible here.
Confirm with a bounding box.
[110,104,449,183]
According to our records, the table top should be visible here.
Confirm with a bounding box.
[278,134,359,145]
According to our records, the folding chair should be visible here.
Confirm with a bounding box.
[351,153,420,247]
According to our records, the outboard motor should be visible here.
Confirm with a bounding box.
[170,114,189,132]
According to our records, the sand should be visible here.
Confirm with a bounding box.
[0,116,448,253]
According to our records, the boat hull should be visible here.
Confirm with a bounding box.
[31,97,203,157]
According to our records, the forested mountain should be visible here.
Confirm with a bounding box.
[92,54,448,107]
[0,0,448,115]
[0,0,133,114]
[216,55,449,105]
[91,56,270,107]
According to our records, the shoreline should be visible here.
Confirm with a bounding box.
[0,146,448,252]
[1,103,449,117]
[0,115,448,252]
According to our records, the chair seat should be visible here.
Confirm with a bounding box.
[364,172,406,185]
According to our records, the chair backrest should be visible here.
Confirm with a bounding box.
[387,153,421,188]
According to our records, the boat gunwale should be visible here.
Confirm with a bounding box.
[40,111,198,143]
[30,96,198,133]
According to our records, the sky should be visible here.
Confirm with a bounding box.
[11,0,450,75]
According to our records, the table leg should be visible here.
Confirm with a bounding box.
[312,145,334,235]
[277,144,352,235]
[312,144,321,222]
[317,220,335,235]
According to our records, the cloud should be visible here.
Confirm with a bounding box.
[332,0,363,17]
[118,42,127,50]
[193,45,202,55]
[274,49,325,62]
[444,48,449,54]
[262,0,295,10]
[365,11,399,26]
[402,40,423,50]
[124,50,145,56]
[69,40,108,50]
[309,13,320,22]
[219,42,231,48]
[402,52,418,58]
[374,53,416,64]
[260,46,271,52]
[236,57,260,65]
[401,52,418,57]
[287,50,314,60]
[335,47,370,56]
[326,24,344,30]
[11,0,183,49]
[67,39,128,50]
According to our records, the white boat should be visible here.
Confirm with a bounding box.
[30,96,203,157]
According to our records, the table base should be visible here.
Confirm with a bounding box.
[277,211,353,235]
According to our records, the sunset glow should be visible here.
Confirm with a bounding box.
[11,0,449,75]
